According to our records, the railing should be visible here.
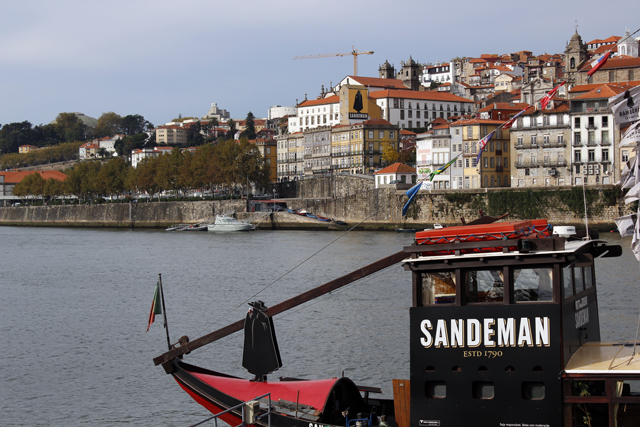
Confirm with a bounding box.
[515,160,540,168]
[188,392,272,427]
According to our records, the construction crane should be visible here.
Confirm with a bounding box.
[294,45,374,76]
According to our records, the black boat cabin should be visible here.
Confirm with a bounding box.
[402,220,639,427]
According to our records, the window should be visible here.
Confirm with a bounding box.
[420,271,456,305]
[558,135,564,145]
[378,131,384,139]
[467,126,473,138]
[368,131,374,139]
[465,269,504,303]
[400,110,405,120]
[588,149,595,162]
[622,150,629,162]
[574,117,581,127]
[517,136,523,146]
[574,132,581,144]
[389,131,395,139]
[522,382,545,400]
[473,381,494,399]
[574,151,582,162]
[514,267,553,302]
[425,381,446,398]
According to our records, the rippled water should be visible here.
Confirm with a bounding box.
[0,226,638,426]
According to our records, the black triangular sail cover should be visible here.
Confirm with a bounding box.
[242,301,282,380]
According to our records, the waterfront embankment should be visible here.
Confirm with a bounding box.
[0,186,632,230]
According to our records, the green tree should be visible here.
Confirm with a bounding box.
[64,161,101,200]
[13,172,46,199]
[227,119,237,140]
[96,157,128,197]
[186,122,204,146]
[94,112,122,138]
[134,157,160,198]
[155,148,183,194]
[120,114,147,136]
[241,112,256,140]
[54,113,88,142]
[43,178,65,201]
[0,121,34,154]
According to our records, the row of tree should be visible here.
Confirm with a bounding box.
[13,139,270,201]
[0,112,154,155]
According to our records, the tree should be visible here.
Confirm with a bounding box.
[133,157,160,198]
[155,148,183,194]
[64,161,101,200]
[43,178,65,201]
[398,147,416,165]
[0,121,34,154]
[186,121,204,146]
[241,112,256,140]
[381,141,399,165]
[120,114,147,136]
[54,113,87,142]
[13,172,46,199]
[227,119,237,140]
[96,157,128,197]
[94,112,122,138]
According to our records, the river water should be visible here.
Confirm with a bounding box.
[0,226,638,427]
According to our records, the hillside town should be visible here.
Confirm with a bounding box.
[1,28,640,202]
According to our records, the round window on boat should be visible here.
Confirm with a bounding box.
[505,366,515,372]
[425,365,436,372]
[522,382,545,400]
[425,381,446,399]
[478,366,488,371]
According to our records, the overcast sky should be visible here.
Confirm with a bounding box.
[0,0,636,128]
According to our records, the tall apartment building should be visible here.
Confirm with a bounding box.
[511,102,572,187]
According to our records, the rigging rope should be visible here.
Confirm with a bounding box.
[188,195,398,342]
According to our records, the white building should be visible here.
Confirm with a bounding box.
[421,62,456,87]
[415,124,453,189]
[369,90,475,129]
[268,105,297,120]
[288,95,341,134]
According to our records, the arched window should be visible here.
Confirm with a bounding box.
[570,57,576,69]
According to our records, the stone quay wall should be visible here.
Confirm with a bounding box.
[0,175,632,230]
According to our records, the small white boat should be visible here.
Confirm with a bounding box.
[207,215,255,232]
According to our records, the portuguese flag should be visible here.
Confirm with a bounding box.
[146,282,162,331]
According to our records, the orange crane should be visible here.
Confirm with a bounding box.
[294,46,374,76]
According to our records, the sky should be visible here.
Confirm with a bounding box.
[0,0,636,128]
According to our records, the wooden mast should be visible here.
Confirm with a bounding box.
[153,250,407,366]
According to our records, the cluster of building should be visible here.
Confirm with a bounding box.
[21,29,639,193]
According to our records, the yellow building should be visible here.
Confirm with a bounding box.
[156,125,188,145]
[254,138,277,183]
[452,118,511,188]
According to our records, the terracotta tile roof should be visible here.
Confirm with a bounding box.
[478,102,530,113]
[581,56,640,73]
[571,83,634,100]
[368,89,474,103]
[594,45,618,54]
[431,117,448,125]
[0,170,67,183]
[400,129,417,135]
[362,118,394,126]
[374,162,416,175]
[346,76,410,90]
[450,118,508,126]
[433,123,451,129]
[298,95,340,107]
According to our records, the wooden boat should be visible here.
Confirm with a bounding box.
[332,218,348,226]
[154,219,639,427]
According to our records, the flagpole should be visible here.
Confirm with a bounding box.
[158,273,172,351]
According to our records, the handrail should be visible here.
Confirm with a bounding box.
[187,393,272,427]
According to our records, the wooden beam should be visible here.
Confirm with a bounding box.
[154,250,407,366]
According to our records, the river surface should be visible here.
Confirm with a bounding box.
[0,226,638,427]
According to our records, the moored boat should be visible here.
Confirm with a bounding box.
[154,219,638,427]
[207,215,255,232]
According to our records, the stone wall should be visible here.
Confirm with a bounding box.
[0,176,632,230]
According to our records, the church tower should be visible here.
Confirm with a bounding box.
[379,60,395,79]
[399,56,421,91]
[564,29,588,84]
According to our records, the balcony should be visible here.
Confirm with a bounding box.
[515,160,540,168]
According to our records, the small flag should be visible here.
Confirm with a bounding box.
[587,51,611,77]
[539,82,565,110]
[475,131,496,164]
[402,181,423,216]
[430,155,459,181]
[502,108,528,129]
[147,281,162,332]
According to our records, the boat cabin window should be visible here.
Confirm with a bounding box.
[421,272,456,305]
[513,267,553,302]
[472,381,494,399]
[574,267,585,293]
[584,265,593,289]
[563,266,574,298]
[465,269,504,303]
